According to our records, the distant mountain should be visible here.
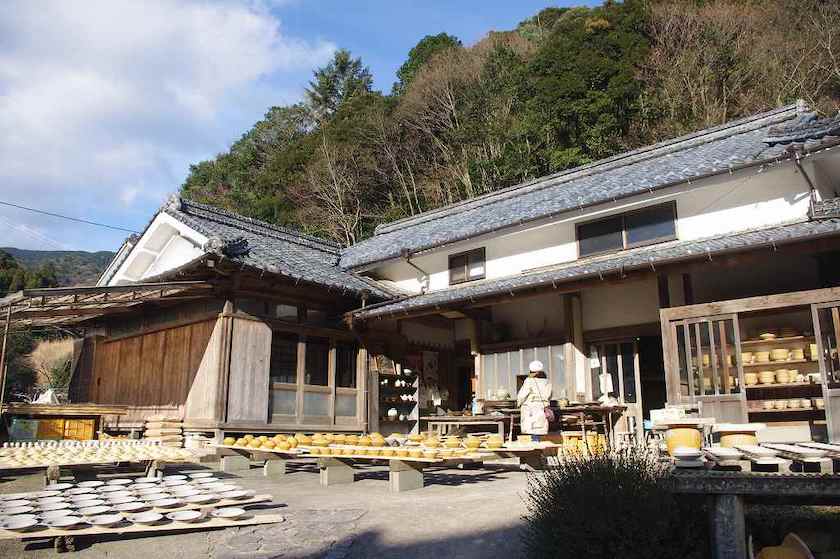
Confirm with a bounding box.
[0,248,114,287]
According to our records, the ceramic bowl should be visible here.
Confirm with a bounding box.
[741,352,754,364]
[135,488,165,496]
[72,498,105,508]
[193,478,218,485]
[166,510,203,523]
[87,514,124,527]
[2,506,35,516]
[187,472,215,479]
[204,484,237,493]
[39,509,75,522]
[78,505,111,516]
[36,496,66,506]
[800,399,812,409]
[775,370,791,384]
[816,398,825,409]
[162,479,188,488]
[127,512,163,525]
[132,477,160,484]
[218,490,255,501]
[210,507,246,520]
[105,490,133,500]
[150,498,182,509]
[139,493,170,502]
[46,516,86,529]
[758,371,776,384]
[774,399,789,410]
[162,475,187,481]
[33,490,62,499]
[183,494,218,504]
[170,488,201,498]
[754,351,771,363]
[762,400,775,410]
[770,349,790,361]
[788,399,802,409]
[39,502,72,512]
[1,517,40,531]
[66,487,95,496]
[1,499,31,508]
[759,332,777,340]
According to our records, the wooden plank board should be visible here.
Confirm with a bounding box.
[0,513,284,541]
[144,494,272,514]
[139,330,166,409]
[164,324,192,409]
[226,319,271,423]
[211,444,305,459]
[316,453,488,464]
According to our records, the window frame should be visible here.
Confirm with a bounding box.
[576,202,677,258]
[448,247,486,286]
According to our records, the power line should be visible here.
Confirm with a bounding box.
[0,199,140,234]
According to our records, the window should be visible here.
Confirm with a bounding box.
[449,248,486,285]
[269,333,298,384]
[577,203,676,258]
[304,337,330,386]
[274,304,298,322]
[336,344,357,388]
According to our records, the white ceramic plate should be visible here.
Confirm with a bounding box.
[1,517,39,531]
[115,502,148,512]
[40,510,75,522]
[0,493,29,501]
[39,502,72,512]
[162,479,187,487]
[88,514,124,527]
[46,516,86,529]
[219,490,255,501]
[131,483,158,491]
[33,490,62,498]
[170,488,201,497]
[36,497,65,506]
[162,475,187,481]
[1,499,31,508]
[210,507,246,520]
[44,483,74,491]
[166,510,203,522]
[71,499,105,509]
[672,447,703,460]
[150,498,182,509]
[132,477,160,484]
[127,511,163,525]
[97,485,126,493]
[106,478,133,486]
[107,496,136,505]
[66,487,95,495]
[78,505,111,516]
[77,481,105,488]
[183,494,218,504]
[105,491,133,500]
[193,478,218,485]
[204,484,237,493]
[139,493,170,502]
[2,506,35,516]
[187,472,214,479]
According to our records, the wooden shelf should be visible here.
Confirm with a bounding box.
[745,382,822,390]
[748,407,825,415]
[740,335,814,347]
[743,359,816,368]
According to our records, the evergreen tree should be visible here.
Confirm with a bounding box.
[305,49,373,120]
[392,33,462,95]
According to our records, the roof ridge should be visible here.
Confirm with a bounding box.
[179,199,342,254]
[373,103,800,237]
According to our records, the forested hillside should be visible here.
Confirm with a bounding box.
[181,0,840,247]
[0,248,113,287]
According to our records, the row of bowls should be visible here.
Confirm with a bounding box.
[751,398,825,411]
[742,348,808,364]
[0,473,255,531]
[0,506,249,532]
[745,369,805,385]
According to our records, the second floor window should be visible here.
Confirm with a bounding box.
[577,202,677,258]
[449,248,486,285]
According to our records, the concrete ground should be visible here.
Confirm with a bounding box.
[0,459,531,559]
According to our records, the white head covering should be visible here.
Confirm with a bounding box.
[529,360,544,373]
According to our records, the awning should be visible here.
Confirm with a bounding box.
[0,281,219,330]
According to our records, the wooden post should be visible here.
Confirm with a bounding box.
[0,304,12,407]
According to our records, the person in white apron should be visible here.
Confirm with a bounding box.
[517,360,552,439]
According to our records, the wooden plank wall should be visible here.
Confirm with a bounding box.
[83,318,219,424]
[184,318,226,423]
[226,318,270,424]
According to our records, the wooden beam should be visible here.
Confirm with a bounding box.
[0,304,12,406]
[660,286,840,322]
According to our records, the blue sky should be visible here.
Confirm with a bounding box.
[0,0,593,253]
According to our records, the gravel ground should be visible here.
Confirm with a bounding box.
[0,460,530,559]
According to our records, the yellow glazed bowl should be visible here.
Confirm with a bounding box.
[741,352,754,364]
[775,370,790,384]
[744,372,759,386]
[408,449,423,458]
[396,449,409,457]
[381,448,395,457]
[665,427,702,456]
[464,438,481,449]
[759,371,776,384]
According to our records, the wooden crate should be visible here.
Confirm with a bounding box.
[36,419,65,440]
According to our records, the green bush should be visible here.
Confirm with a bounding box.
[522,447,708,559]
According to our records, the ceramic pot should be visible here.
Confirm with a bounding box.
[788,399,801,409]
[665,428,702,456]
[759,371,776,384]
[762,400,775,410]
[744,372,759,386]
[742,352,754,364]
[770,349,790,362]
[754,351,771,363]
[774,399,789,410]
[775,370,790,384]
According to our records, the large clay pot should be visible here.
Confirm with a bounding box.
[719,433,758,448]
[665,427,702,456]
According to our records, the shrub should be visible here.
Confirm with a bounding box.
[522,446,708,559]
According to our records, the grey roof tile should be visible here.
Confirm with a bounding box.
[162,199,394,299]
[352,218,840,319]
[341,104,840,270]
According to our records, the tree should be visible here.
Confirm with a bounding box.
[392,33,462,96]
[305,49,373,120]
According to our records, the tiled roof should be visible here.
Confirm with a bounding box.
[341,103,840,270]
[160,198,394,299]
[351,218,840,320]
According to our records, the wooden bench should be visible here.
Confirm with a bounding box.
[210,444,307,477]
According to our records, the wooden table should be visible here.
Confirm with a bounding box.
[481,443,562,471]
[0,403,128,440]
[316,453,489,492]
[421,415,511,439]
[554,404,627,448]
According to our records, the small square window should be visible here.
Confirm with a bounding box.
[449,248,485,285]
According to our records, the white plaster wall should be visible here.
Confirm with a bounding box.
[401,321,454,349]
[581,278,660,331]
[108,212,207,285]
[365,158,826,295]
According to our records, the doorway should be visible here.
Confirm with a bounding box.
[638,336,667,421]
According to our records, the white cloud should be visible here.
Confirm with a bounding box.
[0,0,334,251]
